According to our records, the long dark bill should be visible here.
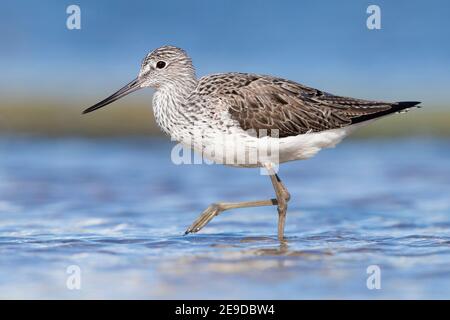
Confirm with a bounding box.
[82,78,142,114]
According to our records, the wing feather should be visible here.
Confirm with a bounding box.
[192,73,418,137]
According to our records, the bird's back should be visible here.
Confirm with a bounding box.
[189,72,420,138]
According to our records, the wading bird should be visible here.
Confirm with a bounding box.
[83,46,420,240]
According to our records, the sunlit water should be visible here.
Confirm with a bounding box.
[0,137,449,299]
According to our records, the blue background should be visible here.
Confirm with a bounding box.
[1,0,449,107]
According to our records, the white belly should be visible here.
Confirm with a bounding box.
[276,126,357,163]
[183,125,360,168]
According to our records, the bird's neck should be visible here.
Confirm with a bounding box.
[152,76,198,137]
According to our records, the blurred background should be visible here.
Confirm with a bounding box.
[1,0,449,137]
[1,0,450,299]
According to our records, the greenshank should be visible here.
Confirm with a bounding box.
[83,45,420,240]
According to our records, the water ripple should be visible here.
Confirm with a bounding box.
[0,137,449,298]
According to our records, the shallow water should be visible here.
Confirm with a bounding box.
[0,137,449,299]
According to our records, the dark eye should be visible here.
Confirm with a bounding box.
[156,61,166,69]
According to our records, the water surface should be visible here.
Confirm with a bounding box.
[0,137,449,299]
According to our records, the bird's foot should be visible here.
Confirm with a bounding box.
[184,203,223,235]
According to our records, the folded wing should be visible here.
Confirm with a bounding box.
[196,73,420,137]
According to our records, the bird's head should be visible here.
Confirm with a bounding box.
[83,45,195,114]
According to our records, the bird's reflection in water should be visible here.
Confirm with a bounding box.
[157,235,332,279]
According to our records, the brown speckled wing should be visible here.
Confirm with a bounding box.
[196,73,414,137]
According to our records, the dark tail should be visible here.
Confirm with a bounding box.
[351,101,421,124]
[392,101,422,112]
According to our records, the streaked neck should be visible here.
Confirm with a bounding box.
[152,76,198,137]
